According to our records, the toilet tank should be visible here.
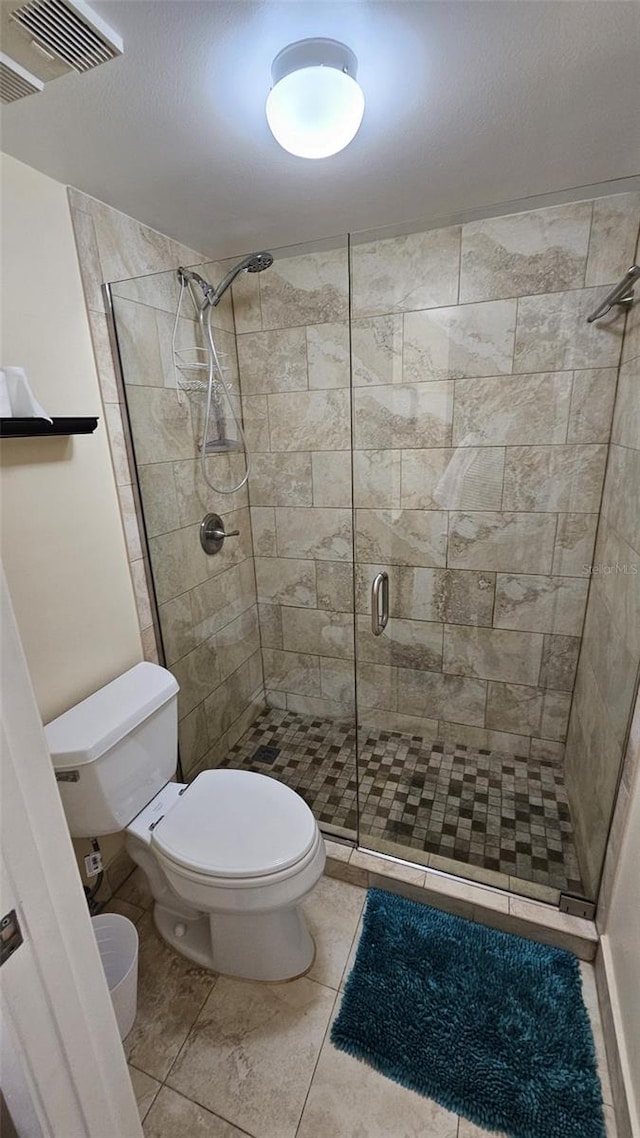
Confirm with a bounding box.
[45,663,179,837]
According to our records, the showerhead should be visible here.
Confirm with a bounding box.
[178,252,274,310]
[209,251,274,307]
[245,252,274,274]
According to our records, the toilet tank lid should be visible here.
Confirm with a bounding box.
[45,663,179,769]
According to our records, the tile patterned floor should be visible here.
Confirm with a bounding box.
[113,874,617,1138]
[220,709,583,896]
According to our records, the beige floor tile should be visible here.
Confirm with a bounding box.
[166,974,336,1138]
[297,1014,458,1138]
[351,849,426,887]
[129,1065,161,1122]
[143,1086,250,1137]
[117,866,154,910]
[124,913,215,1081]
[457,1119,506,1137]
[302,876,366,990]
[324,839,353,863]
[579,962,613,1107]
[604,1104,618,1137]
[104,896,144,924]
[341,912,364,990]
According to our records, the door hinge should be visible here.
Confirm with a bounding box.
[0,910,24,966]
[559,894,596,920]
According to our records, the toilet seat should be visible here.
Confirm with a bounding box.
[151,769,317,882]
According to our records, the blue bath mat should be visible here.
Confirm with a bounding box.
[331,889,604,1138]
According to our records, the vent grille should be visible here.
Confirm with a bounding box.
[0,52,44,101]
[11,0,121,74]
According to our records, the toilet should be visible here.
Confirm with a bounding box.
[45,662,325,982]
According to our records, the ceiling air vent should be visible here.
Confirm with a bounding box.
[10,0,122,75]
[0,51,44,101]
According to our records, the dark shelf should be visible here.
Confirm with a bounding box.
[0,417,99,439]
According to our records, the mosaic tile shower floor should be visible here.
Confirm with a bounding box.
[220,708,583,897]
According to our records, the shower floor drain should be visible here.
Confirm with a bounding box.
[252,744,280,765]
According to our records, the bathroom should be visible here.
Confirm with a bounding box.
[0,2,638,1136]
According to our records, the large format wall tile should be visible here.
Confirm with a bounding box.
[255,557,317,608]
[138,463,181,537]
[539,634,581,691]
[236,327,307,395]
[568,368,617,444]
[460,202,592,302]
[443,625,543,685]
[403,300,516,382]
[126,385,196,465]
[354,450,401,508]
[601,444,640,555]
[190,559,256,642]
[356,508,447,568]
[514,288,624,372]
[590,519,640,658]
[312,451,352,507]
[268,389,350,451]
[262,648,321,696]
[494,574,589,635]
[282,608,354,659]
[585,193,640,287]
[276,507,352,561]
[259,247,348,329]
[552,513,599,576]
[353,382,453,449]
[448,511,557,573]
[356,615,443,671]
[351,315,403,386]
[307,322,350,389]
[250,453,313,506]
[400,446,504,510]
[502,444,607,512]
[316,561,354,612]
[397,669,487,726]
[351,226,461,318]
[611,359,640,451]
[452,371,572,446]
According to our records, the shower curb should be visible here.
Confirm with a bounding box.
[324,840,598,961]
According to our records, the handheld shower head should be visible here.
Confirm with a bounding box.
[208,251,274,306]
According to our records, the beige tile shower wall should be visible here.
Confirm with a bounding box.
[113,288,265,775]
[565,215,640,898]
[234,243,355,724]
[237,195,639,762]
[68,190,265,885]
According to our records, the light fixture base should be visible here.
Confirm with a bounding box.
[271,38,358,85]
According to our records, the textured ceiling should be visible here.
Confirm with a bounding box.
[2,0,640,258]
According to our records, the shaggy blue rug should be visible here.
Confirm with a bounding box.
[331,889,605,1138]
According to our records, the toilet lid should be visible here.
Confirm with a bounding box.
[151,769,318,879]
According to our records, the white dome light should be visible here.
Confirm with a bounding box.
[266,39,365,160]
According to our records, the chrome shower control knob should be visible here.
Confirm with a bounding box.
[200,513,239,555]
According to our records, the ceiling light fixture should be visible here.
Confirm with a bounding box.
[266,38,365,160]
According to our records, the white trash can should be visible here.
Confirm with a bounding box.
[92,913,139,1040]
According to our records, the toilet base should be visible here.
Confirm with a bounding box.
[153,901,316,982]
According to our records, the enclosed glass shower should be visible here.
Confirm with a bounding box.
[108,186,640,910]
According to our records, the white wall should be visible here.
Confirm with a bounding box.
[600,690,640,1135]
[0,153,142,722]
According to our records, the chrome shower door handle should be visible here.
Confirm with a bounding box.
[371,572,389,637]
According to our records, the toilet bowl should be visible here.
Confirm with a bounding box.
[45,662,325,982]
[126,769,326,980]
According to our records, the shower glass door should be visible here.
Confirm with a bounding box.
[349,195,624,905]
[109,236,360,844]
[231,234,359,843]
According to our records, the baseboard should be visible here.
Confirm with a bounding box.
[595,938,636,1138]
